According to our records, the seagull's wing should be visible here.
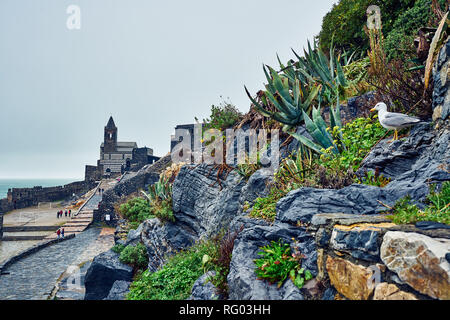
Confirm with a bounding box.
[381,112,420,128]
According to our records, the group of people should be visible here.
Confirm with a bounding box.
[56,227,65,239]
[56,209,71,219]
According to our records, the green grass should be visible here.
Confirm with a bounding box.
[388,182,450,225]
[126,240,218,300]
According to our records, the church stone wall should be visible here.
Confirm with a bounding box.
[0,180,96,212]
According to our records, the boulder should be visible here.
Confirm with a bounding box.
[125,223,143,246]
[330,223,395,262]
[326,255,376,300]
[381,231,450,300]
[373,283,417,300]
[432,38,450,121]
[190,272,222,300]
[84,250,133,300]
[239,169,274,207]
[104,280,131,300]
[276,184,398,224]
[142,164,246,271]
[227,221,316,300]
[172,164,246,236]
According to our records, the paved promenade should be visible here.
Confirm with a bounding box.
[0,179,117,300]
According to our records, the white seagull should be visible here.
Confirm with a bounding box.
[370,102,421,141]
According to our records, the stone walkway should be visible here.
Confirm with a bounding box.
[0,180,118,300]
[0,227,102,300]
[52,228,115,300]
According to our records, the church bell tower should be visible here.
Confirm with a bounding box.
[104,116,118,153]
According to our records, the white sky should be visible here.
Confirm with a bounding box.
[0,0,337,179]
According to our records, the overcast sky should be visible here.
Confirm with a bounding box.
[0,0,336,179]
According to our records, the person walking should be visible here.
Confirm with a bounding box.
[68,209,71,217]
[56,228,61,239]
[57,210,60,219]
[64,210,67,218]
[61,228,65,238]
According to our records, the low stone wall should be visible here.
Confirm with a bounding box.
[3,226,59,232]
[0,180,96,213]
[312,213,450,300]
[0,234,75,273]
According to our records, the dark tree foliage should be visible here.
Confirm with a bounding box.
[319,0,447,58]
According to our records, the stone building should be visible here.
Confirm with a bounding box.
[85,117,159,181]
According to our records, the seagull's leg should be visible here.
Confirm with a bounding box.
[389,130,395,142]
[395,130,398,140]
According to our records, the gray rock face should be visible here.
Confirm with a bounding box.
[227,220,316,300]
[125,223,143,246]
[432,38,450,121]
[104,280,131,300]
[84,250,133,300]
[277,184,395,224]
[277,123,450,225]
[173,164,246,237]
[239,169,274,207]
[190,272,221,300]
[142,164,247,271]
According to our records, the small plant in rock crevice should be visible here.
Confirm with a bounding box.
[388,182,450,225]
[201,98,243,131]
[141,175,175,223]
[254,239,313,289]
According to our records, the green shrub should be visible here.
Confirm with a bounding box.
[202,99,243,131]
[389,182,450,225]
[151,198,175,223]
[111,243,126,254]
[319,0,422,54]
[318,116,386,172]
[127,240,218,300]
[254,239,313,289]
[119,197,154,224]
[141,175,175,223]
[319,0,448,59]
[119,243,149,271]
[384,0,433,60]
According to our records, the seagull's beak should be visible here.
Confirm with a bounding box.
[370,108,376,112]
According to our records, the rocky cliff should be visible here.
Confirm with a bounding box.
[85,39,450,301]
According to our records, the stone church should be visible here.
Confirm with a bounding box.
[85,117,159,181]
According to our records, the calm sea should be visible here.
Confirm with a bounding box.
[0,179,78,200]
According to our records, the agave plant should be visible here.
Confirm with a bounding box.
[292,40,352,105]
[141,175,172,204]
[289,96,343,155]
[245,65,320,130]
